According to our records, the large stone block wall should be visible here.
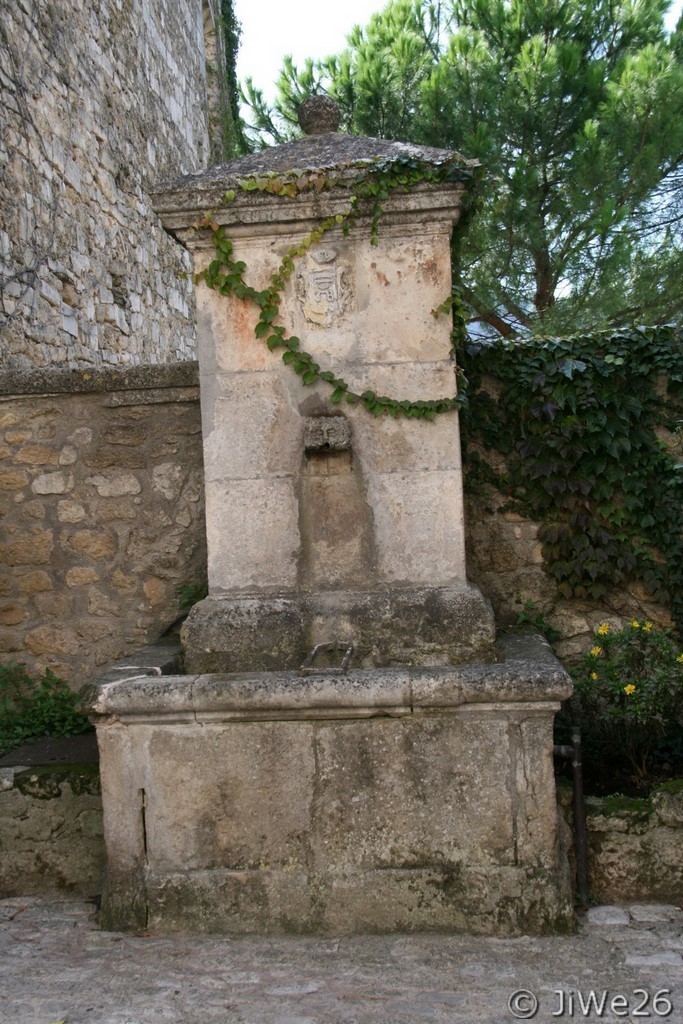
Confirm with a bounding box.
[464,488,674,660]
[0,364,206,685]
[3,759,679,904]
[0,0,209,369]
[558,783,683,903]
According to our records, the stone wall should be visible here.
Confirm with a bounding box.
[0,0,209,369]
[558,783,683,904]
[0,765,104,897]
[465,489,674,661]
[0,364,206,685]
[463,370,678,659]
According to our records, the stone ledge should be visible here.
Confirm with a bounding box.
[86,631,570,720]
[0,361,199,397]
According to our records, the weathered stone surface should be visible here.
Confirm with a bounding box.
[585,906,631,926]
[65,567,100,587]
[464,486,673,650]
[85,473,141,497]
[206,478,300,593]
[34,592,72,619]
[561,786,683,904]
[303,415,351,452]
[629,903,682,923]
[25,626,80,657]
[16,570,53,593]
[151,464,185,501]
[153,134,474,222]
[67,530,117,560]
[15,445,59,465]
[0,766,104,896]
[57,499,87,523]
[298,95,341,135]
[625,952,683,967]
[1,0,206,371]
[32,471,74,495]
[0,379,205,683]
[182,586,496,674]
[0,528,53,565]
[0,467,29,489]
[0,604,29,626]
[89,634,571,935]
[21,499,47,520]
[178,160,487,672]
[368,471,466,585]
[200,376,303,483]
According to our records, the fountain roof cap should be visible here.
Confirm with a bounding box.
[151,133,478,203]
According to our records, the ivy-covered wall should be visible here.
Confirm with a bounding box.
[462,326,682,657]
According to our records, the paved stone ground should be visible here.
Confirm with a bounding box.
[1,897,681,1024]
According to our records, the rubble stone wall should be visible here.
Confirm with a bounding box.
[464,488,674,660]
[1,0,209,369]
[0,765,104,897]
[0,363,206,685]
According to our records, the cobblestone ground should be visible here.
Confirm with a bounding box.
[1,897,681,1024]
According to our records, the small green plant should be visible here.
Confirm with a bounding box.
[177,581,208,611]
[0,662,92,755]
[569,621,683,782]
[513,594,561,643]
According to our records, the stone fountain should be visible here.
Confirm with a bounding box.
[88,100,573,935]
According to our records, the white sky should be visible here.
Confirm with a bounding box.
[234,0,683,104]
[234,0,391,102]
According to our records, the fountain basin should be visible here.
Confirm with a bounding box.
[87,631,574,935]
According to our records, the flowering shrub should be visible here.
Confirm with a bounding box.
[569,621,683,781]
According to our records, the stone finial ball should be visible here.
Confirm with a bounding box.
[298,95,341,135]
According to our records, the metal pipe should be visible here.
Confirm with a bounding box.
[553,727,589,908]
[571,727,590,908]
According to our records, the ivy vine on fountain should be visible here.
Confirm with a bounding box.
[194,154,478,421]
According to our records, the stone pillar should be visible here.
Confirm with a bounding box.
[153,122,495,672]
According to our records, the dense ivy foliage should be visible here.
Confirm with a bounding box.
[217,0,248,157]
[462,325,683,632]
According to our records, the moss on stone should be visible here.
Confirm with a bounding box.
[654,778,683,797]
[14,763,100,799]
[597,793,651,816]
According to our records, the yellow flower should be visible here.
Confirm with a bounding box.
[630,619,640,629]
[624,684,636,695]
[643,622,652,632]
[591,672,598,681]
[597,623,610,636]
[589,646,602,657]
[678,654,683,664]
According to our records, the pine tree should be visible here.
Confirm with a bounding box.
[241,0,683,336]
